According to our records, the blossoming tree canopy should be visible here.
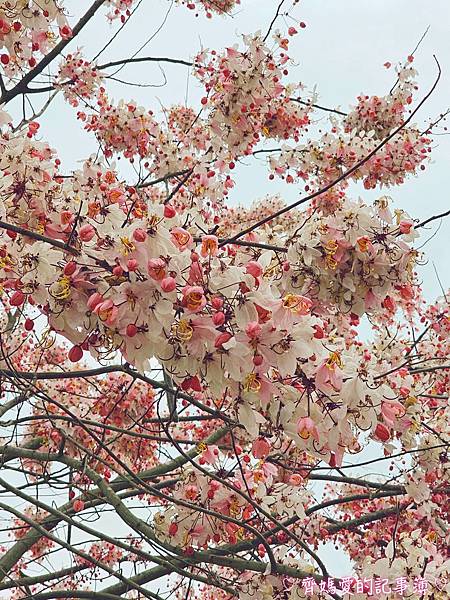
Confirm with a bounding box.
[0,1,448,599]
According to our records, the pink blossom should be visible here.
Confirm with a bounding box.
[161,277,176,292]
[381,400,405,427]
[315,354,343,393]
[147,258,166,281]
[251,437,270,459]
[200,235,219,257]
[245,321,262,339]
[297,417,319,442]
[182,286,207,313]
[93,299,119,326]
[79,224,95,242]
[171,227,193,250]
[246,261,263,279]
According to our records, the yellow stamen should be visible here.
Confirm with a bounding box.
[357,237,370,252]
[326,255,338,270]
[173,320,193,342]
[229,499,241,517]
[326,351,343,369]
[120,237,135,256]
[39,328,56,350]
[324,240,338,255]
[243,373,261,393]
[282,294,310,314]
[52,275,71,301]
[196,441,207,453]
[0,255,12,270]
[404,396,417,409]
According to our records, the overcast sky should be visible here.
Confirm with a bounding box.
[8,0,450,579]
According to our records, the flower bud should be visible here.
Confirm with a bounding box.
[211,296,223,310]
[214,332,233,348]
[126,324,138,337]
[374,423,390,443]
[164,204,176,218]
[253,354,263,366]
[212,311,225,326]
[245,321,262,339]
[10,290,25,306]
[24,318,34,331]
[133,228,147,242]
[161,277,176,292]
[68,345,83,363]
[64,261,77,276]
[127,258,138,271]
[87,292,103,311]
[79,224,95,242]
[72,499,85,512]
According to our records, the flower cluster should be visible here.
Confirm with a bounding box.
[56,51,105,107]
[0,126,426,470]
[269,126,431,191]
[12,507,54,560]
[194,34,311,154]
[24,368,159,476]
[284,196,420,316]
[344,63,418,139]
[268,63,431,192]
[179,0,241,18]
[0,1,71,75]
[154,462,308,549]
[0,5,448,598]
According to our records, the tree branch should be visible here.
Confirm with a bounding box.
[0,0,108,106]
[0,221,79,255]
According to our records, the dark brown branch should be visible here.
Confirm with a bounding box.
[137,169,191,189]
[0,365,237,423]
[26,57,195,96]
[193,236,288,253]
[0,221,79,255]
[290,98,347,117]
[0,566,87,592]
[0,500,160,599]
[416,208,450,229]
[310,442,449,471]
[164,168,194,205]
[327,502,411,534]
[410,364,450,374]
[98,56,194,69]
[22,592,125,600]
[263,0,286,43]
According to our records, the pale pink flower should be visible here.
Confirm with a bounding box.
[297,417,319,442]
